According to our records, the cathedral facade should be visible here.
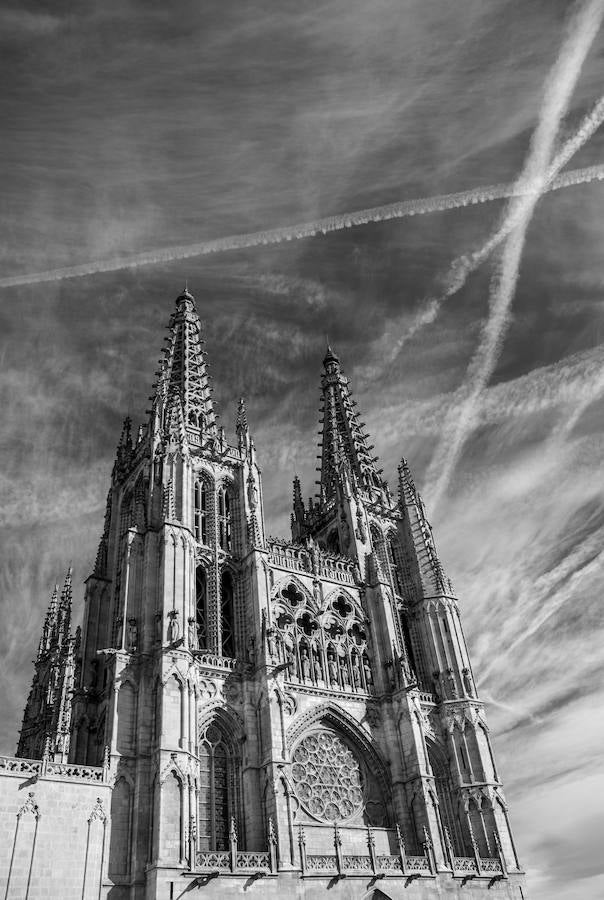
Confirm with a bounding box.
[0,288,526,899]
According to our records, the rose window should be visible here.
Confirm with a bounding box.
[291,730,364,822]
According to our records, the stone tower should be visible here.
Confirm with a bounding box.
[17,568,80,763]
[6,286,526,900]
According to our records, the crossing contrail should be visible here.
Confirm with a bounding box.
[424,0,604,513]
[0,164,603,290]
[391,96,604,362]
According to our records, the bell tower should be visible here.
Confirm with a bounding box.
[288,345,522,874]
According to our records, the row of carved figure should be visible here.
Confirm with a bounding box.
[266,628,373,692]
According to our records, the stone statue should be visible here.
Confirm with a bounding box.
[127,618,138,652]
[340,656,350,685]
[188,617,197,650]
[363,657,373,686]
[167,611,179,643]
[313,649,323,682]
[301,648,311,680]
[327,652,339,686]
[446,668,458,699]
[266,628,277,661]
[462,667,474,697]
[432,671,442,702]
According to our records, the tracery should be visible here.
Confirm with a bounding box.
[271,582,373,693]
[291,730,363,821]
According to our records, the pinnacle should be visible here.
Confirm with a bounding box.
[323,343,340,368]
[236,397,248,431]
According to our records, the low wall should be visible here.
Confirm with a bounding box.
[0,756,112,900]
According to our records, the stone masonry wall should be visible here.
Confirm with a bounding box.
[0,761,112,900]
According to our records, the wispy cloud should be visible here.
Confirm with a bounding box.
[424,1,604,511]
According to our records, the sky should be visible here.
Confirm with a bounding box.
[1,1,604,897]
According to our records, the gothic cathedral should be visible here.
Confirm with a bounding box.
[1,288,526,899]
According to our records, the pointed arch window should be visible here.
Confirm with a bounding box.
[326,529,340,554]
[220,571,235,657]
[428,744,464,855]
[218,487,232,551]
[198,723,239,851]
[196,566,208,649]
[194,481,208,544]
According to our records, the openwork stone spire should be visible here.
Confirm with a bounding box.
[318,346,385,500]
[18,568,79,762]
[155,287,217,441]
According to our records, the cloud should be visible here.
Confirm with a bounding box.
[0,9,61,39]
[2,4,604,897]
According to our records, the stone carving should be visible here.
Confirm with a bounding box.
[167,610,179,643]
[291,730,363,822]
[127,618,138,652]
[188,617,198,650]
[197,678,217,702]
[462,667,475,697]
[271,581,373,693]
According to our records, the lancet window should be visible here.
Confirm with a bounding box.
[271,582,373,693]
[428,745,464,854]
[218,486,232,551]
[195,566,208,649]
[198,723,240,851]
[194,480,208,544]
[220,571,235,657]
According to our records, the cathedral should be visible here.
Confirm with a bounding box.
[0,287,526,899]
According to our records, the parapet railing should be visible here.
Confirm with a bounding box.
[192,652,238,671]
[189,817,508,881]
[194,818,277,875]
[266,538,357,585]
[0,754,108,783]
[444,826,508,879]
[298,823,434,878]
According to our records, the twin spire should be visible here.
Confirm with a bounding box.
[38,568,73,658]
[153,289,381,498]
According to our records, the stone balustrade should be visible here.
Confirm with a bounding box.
[267,538,357,585]
[193,652,238,671]
[0,755,107,783]
[266,539,311,574]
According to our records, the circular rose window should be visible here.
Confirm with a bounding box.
[291,730,364,822]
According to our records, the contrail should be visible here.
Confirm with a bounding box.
[1,164,603,290]
[424,0,604,513]
[393,96,604,360]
